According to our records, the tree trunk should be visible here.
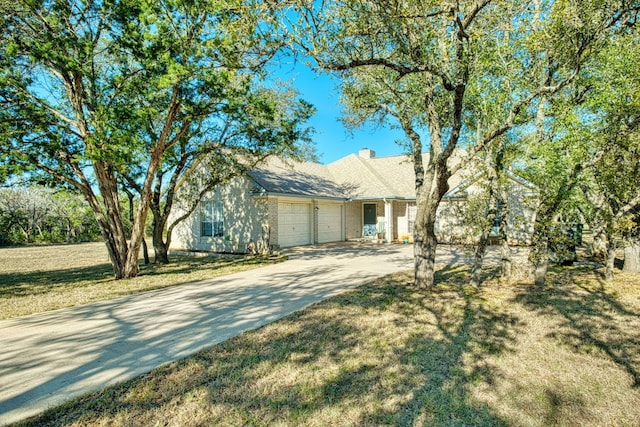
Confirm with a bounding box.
[94,161,130,279]
[603,230,616,280]
[414,225,438,289]
[142,238,150,265]
[530,224,550,287]
[623,242,640,273]
[470,197,496,287]
[470,236,489,287]
[413,173,448,289]
[591,225,608,261]
[533,253,549,287]
[605,244,617,279]
[498,185,512,281]
[150,200,170,264]
[501,239,512,281]
[99,224,127,280]
[153,234,170,264]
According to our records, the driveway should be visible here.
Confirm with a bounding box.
[0,242,413,425]
[0,242,528,425]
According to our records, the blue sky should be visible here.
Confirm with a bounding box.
[277,63,409,164]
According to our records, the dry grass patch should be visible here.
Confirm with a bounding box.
[0,242,282,319]
[14,264,640,426]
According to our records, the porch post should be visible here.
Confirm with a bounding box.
[384,200,393,243]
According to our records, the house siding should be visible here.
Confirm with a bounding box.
[396,201,410,240]
[170,177,269,253]
[435,178,536,245]
[266,197,279,249]
[345,201,363,240]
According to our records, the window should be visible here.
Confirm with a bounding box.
[201,201,224,237]
[407,204,417,234]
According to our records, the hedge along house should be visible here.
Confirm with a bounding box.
[169,148,537,254]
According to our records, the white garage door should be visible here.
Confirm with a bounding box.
[278,203,311,247]
[318,203,343,243]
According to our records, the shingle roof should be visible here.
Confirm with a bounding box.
[250,150,475,201]
[249,156,351,199]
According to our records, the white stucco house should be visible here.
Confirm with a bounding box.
[169,148,537,254]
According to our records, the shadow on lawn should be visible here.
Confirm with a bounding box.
[18,266,523,426]
[512,267,640,388]
[206,265,521,426]
[0,264,114,297]
[0,255,265,298]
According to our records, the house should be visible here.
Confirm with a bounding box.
[169,148,537,254]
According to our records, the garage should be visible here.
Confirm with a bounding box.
[277,202,311,247]
[317,203,343,243]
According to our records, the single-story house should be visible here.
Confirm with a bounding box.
[169,148,537,254]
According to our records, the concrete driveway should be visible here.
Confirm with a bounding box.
[0,242,414,425]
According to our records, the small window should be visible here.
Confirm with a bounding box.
[407,204,417,234]
[201,201,224,237]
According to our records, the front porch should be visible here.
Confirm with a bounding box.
[345,199,415,243]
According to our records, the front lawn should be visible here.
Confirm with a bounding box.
[16,266,640,426]
[0,242,282,319]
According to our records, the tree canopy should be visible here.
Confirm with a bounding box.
[0,0,314,278]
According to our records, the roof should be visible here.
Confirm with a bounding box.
[250,157,351,199]
[249,150,515,201]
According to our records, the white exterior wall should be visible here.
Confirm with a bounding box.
[169,176,269,253]
[345,202,363,240]
[434,178,536,245]
[395,201,409,239]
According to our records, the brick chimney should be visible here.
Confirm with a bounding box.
[359,148,376,159]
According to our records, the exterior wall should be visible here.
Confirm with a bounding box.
[267,197,279,248]
[346,200,399,241]
[374,201,385,234]
[391,201,402,241]
[171,174,536,252]
[169,176,269,253]
[505,182,537,245]
[395,201,412,242]
[435,179,536,245]
[345,201,363,240]
[435,199,468,244]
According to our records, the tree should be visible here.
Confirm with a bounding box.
[527,27,640,281]
[521,95,598,285]
[0,0,308,278]
[466,141,517,286]
[584,31,640,275]
[286,0,631,288]
[126,86,315,264]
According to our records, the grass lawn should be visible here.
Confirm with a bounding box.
[13,264,640,427]
[0,242,282,319]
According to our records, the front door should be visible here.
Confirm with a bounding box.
[363,203,377,237]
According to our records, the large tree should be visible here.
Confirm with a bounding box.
[286,0,632,288]
[579,30,640,276]
[0,0,308,278]
[128,87,315,264]
[523,24,640,283]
